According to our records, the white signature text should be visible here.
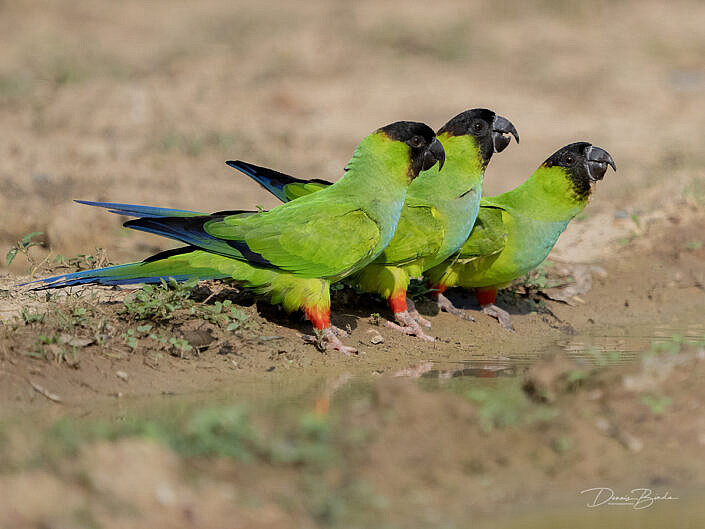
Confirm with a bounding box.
[580,487,679,509]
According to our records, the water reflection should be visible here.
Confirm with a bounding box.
[415,323,705,379]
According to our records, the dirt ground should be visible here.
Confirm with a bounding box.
[1,0,705,527]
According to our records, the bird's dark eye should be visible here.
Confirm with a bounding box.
[473,121,484,133]
[564,154,576,165]
[409,135,424,148]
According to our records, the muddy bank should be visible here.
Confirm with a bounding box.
[2,340,705,528]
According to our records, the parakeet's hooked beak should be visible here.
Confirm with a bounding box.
[422,137,446,171]
[492,115,520,153]
[585,146,616,181]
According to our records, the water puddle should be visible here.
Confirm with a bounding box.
[424,322,705,379]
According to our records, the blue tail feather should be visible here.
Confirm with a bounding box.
[75,200,206,218]
[20,246,228,290]
[19,263,188,289]
[226,160,302,203]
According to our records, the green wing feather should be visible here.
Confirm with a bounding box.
[456,203,508,260]
[204,199,381,279]
[284,182,330,201]
[374,202,444,266]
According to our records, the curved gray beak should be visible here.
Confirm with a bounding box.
[586,146,616,181]
[422,137,446,171]
[492,115,520,153]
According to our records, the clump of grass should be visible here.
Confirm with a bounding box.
[118,279,253,355]
[197,299,248,331]
[453,379,558,432]
[121,279,250,330]
[40,404,338,469]
[14,300,107,365]
[121,278,197,321]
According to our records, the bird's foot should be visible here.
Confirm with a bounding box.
[481,303,514,331]
[303,328,357,355]
[436,293,475,321]
[406,297,431,328]
[385,311,435,342]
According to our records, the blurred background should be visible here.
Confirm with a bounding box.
[1,0,704,262]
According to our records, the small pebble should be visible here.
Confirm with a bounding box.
[370,334,385,345]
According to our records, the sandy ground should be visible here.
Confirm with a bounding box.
[1,0,705,527]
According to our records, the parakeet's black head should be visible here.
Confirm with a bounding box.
[378,121,445,179]
[543,142,616,199]
[437,108,519,165]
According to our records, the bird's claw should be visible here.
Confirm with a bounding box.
[303,328,357,355]
[406,297,432,327]
[436,293,475,321]
[386,311,436,342]
[481,303,514,331]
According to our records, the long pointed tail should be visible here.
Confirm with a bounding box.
[75,200,206,219]
[23,247,230,289]
[226,160,331,203]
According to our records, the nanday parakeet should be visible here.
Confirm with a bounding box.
[27,121,445,354]
[230,109,519,341]
[425,142,616,330]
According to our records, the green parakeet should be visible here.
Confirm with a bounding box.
[27,121,445,354]
[230,109,519,340]
[425,142,616,330]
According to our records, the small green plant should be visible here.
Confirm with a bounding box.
[121,278,198,321]
[38,334,58,345]
[630,212,641,228]
[53,249,110,271]
[148,333,194,357]
[516,262,563,291]
[552,436,572,453]
[194,299,247,331]
[6,232,44,266]
[53,306,91,330]
[407,278,431,302]
[21,308,44,324]
[122,329,138,350]
[640,393,672,415]
[464,384,527,431]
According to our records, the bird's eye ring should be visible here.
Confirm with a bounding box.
[564,155,576,165]
[409,135,424,148]
[472,121,484,133]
